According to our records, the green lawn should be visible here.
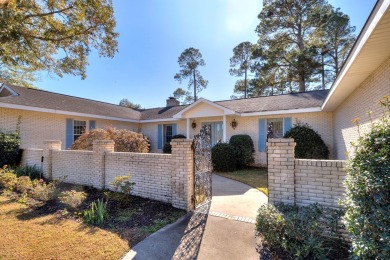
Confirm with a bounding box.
[215,167,268,195]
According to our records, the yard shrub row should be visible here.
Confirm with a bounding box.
[256,203,348,259]
[211,134,254,172]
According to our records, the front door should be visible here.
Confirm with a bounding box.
[202,122,223,145]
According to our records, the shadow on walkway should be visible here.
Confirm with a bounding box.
[124,201,211,260]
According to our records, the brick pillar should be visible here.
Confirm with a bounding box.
[267,138,296,204]
[93,140,115,189]
[171,139,194,211]
[42,140,61,180]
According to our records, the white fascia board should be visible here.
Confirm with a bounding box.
[140,118,181,123]
[240,107,322,117]
[173,98,236,118]
[322,0,389,111]
[0,84,19,96]
[0,102,139,123]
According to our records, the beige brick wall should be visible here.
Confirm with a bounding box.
[52,150,96,187]
[295,159,346,208]
[0,108,139,150]
[105,152,173,203]
[20,148,43,167]
[39,139,194,211]
[268,139,346,208]
[333,57,390,159]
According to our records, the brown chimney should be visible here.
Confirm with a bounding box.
[166,97,180,107]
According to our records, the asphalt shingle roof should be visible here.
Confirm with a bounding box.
[0,83,329,120]
[0,84,141,120]
[216,90,328,113]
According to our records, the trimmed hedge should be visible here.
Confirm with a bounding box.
[229,135,254,168]
[71,127,150,153]
[163,134,186,154]
[284,123,329,159]
[211,143,236,172]
[0,131,20,167]
[342,98,390,259]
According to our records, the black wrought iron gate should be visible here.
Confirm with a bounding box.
[193,125,213,208]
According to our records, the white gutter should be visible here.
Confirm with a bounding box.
[140,118,181,123]
[240,107,322,117]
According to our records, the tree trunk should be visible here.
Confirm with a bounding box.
[298,76,305,92]
[244,69,247,99]
[193,70,197,101]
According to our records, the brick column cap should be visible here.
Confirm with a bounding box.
[171,139,193,145]
[267,138,295,143]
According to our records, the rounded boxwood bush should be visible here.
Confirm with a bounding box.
[229,135,254,168]
[284,123,329,159]
[342,102,390,259]
[211,143,236,172]
[163,134,187,154]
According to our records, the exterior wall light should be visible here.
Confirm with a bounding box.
[230,118,238,129]
[191,120,197,130]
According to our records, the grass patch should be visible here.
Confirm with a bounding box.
[0,195,129,259]
[215,167,268,195]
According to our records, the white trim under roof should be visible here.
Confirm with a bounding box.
[240,107,322,117]
[0,84,19,97]
[322,0,390,111]
[173,98,237,118]
[140,118,181,123]
[0,102,140,123]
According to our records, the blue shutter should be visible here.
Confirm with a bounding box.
[283,117,292,136]
[258,118,266,152]
[65,118,74,149]
[172,124,177,136]
[89,120,96,130]
[157,124,163,149]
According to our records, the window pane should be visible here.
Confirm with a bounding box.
[164,124,173,144]
[74,120,86,142]
[267,119,283,138]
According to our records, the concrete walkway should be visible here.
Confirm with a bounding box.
[123,174,268,260]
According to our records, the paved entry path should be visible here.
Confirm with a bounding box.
[196,174,268,260]
[123,174,268,260]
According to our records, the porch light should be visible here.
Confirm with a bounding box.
[230,118,238,129]
[191,120,197,130]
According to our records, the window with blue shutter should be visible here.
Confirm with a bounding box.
[258,118,266,152]
[157,124,163,149]
[283,117,292,136]
[65,118,74,149]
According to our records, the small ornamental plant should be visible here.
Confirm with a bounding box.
[342,96,390,259]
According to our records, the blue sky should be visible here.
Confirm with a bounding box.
[36,0,377,108]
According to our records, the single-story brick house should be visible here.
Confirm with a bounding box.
[0,0,389,166]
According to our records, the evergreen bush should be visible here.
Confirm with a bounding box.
[284,123,329,159]
[211,143,236,172]
[229,135,254,168]
[342,96,390,259]
[0,131,20,167]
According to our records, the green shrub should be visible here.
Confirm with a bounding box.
[284,122,329,159]
[31,179,61,201]
[0,166,18,190]
[71,127,150,153]
[110,175,135,195]
[163,134,186,154]
[59,190,87,209]
[84,199,108,226]
[211,143,236,172]
[256,203,348,259]
[0,131,20,167]
[14,165,42,180]
[342,97,390,259]
[229,135,254,168]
